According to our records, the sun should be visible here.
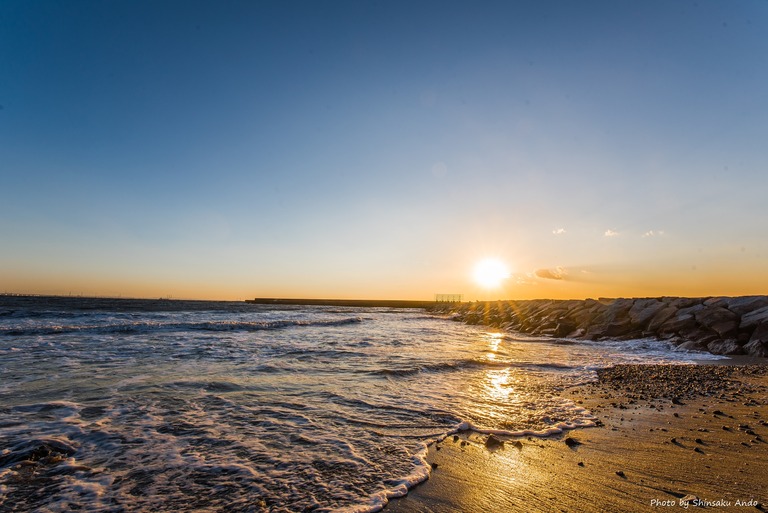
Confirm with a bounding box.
[473,258,511,289]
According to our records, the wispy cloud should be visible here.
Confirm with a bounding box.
[552,228,566,235]
[535,267,568,280]
[604,229,619,237]
[642,230,665,238]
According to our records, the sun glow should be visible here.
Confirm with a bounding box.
[473,258,511,289]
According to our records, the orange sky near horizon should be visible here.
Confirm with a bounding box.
[2,3,768,303]
[3,248,766,302]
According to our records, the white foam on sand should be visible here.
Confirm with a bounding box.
[339,444,432,513]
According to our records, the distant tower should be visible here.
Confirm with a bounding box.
[435,294,463,303]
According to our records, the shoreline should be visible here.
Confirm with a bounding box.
[385,363,768,512]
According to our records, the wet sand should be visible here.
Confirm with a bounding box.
[386,364,768,512]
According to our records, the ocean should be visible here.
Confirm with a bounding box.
[0,296,723,512]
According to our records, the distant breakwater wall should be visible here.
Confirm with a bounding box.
[427,296,768,357]
[246,298,437,308]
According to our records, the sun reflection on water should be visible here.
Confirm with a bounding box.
[484,368,513,403]
[466,330,584,431]
[484,331,503,361]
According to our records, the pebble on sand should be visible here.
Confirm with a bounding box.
[564,437,582,448]
[485,435,505,449]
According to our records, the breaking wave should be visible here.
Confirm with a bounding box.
[1,317,362,337]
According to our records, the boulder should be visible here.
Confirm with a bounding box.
[606,298,634,314]
[658,313,698,336]
[570,306,595,326]
[748,321,768,344]
[706,339,743,355]
[677,339,710,352]
[554,321,577,338]
[739,305,768,329]
[743,338,768,357]
[694,306,739,339]
[667,297,703,309]
[724,296,768,316]
[603,319,638,338]
[703,297,728,308]
[628,298,666,328]
[677,326,720,346]
[584,324,607,341]
[646,306,679,332]
[743,337,768,357]
[677,304,706,317]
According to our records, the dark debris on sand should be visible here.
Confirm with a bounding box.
[595,365,768,401]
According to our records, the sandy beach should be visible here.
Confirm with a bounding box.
[386,363,768,513]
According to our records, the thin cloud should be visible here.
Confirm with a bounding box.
[535,267,568,280]
[552,228,566,235]
[604,229,619,237]
[642,230,665,238]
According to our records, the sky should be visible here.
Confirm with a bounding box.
[1,0,768,301]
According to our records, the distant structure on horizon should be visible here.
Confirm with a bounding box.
[435,294,463,303]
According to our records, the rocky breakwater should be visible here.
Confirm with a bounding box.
[427,296,768,357]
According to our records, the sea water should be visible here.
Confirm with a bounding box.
[0,296,723,512]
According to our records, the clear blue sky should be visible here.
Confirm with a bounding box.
[2,0,767,300]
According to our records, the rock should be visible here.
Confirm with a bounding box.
[603,298,633,319]
[586,319,634,338]
[431,462,438,469]
[658,313,698,336]
[439,297,768,358]
[676,339,709,352]
[740,305,768,329]
[628,299,666,328]
[485,435,504,449]
[678,303,706,317]
[748,321,768,342]
[646,306,679,332]
[703,297,728,308]
[512,440,523,450]
[707,339,743,355]
[724,296,768,316]
[668,298,703,309]
[584,324,607,341]
[677,326,720,346]
[566,328,586,338]
[570,305,596,325]
[554,321,577,338]
[695,306,739,338]
[615,470,626,478]
[743,337,768,357]
[564,437,581,447]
